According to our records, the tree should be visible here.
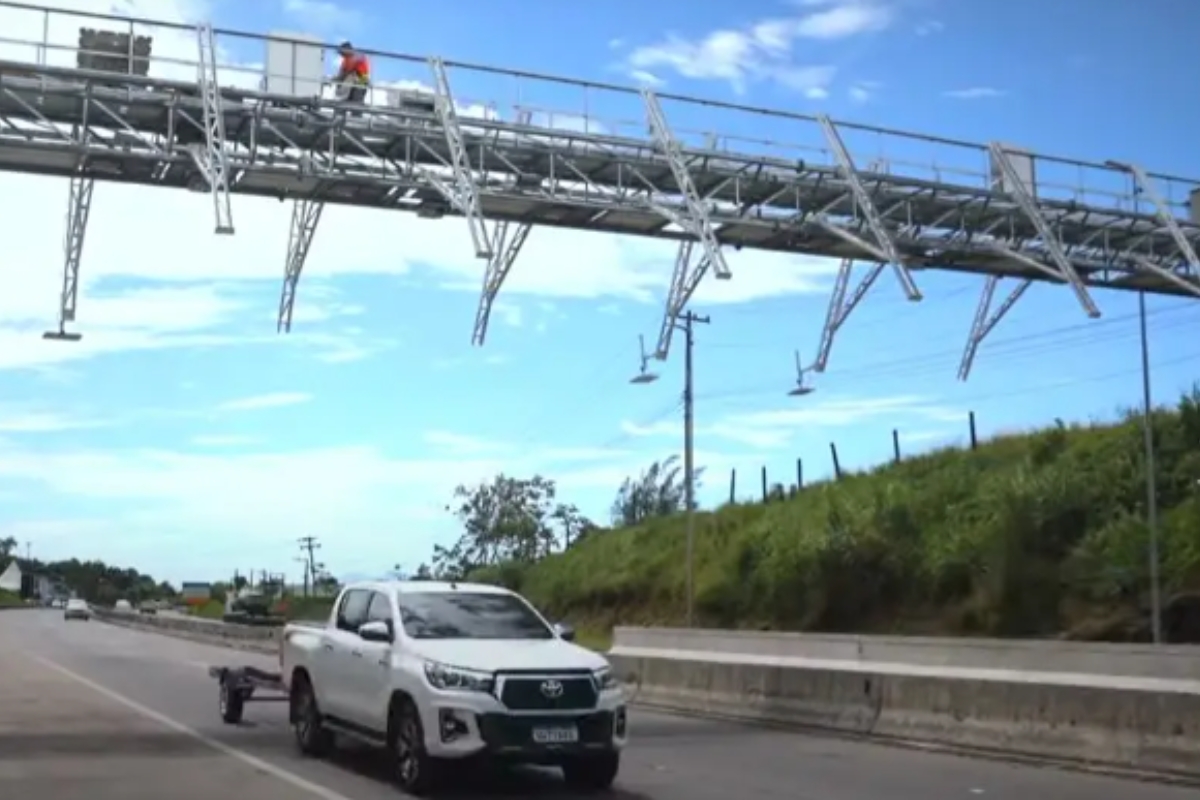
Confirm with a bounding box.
[0,536,16,560]
[611,456,705,528]
[434,474,592,580]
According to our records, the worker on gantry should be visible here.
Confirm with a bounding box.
[332,41,370,104]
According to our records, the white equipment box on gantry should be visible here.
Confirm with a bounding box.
[264,31,324,98]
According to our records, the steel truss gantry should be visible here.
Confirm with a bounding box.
[0,2,1196,368]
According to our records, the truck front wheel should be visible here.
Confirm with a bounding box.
[388,698,441,796]
[290,677,332,757]
[562,752,620,792]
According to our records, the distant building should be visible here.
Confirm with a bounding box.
[0,560,21,593]
[180,582,212,606]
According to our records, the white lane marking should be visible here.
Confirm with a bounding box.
[31,655,355,800]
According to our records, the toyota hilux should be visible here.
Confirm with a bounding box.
[273,580,627,794]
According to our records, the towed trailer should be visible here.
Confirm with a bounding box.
[207,665,289,724]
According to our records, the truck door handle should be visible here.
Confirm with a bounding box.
[351,650,363,658]
[322,644,334,652]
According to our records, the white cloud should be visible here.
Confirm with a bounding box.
[848,80,880,104]
[0,408,104,433]
[943,86,1006,100]
[216,392,311,412]
[628,69,665,88]
[190,434,258,447]
[915,20,945,36]
[282,0,359,31]
[623,1,892,93]
[0,431,667,573]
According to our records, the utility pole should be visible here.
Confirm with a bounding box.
[298,537,320,598]
[295,557,310,597]
[1138,291,1163,644]
[680,311,708,630]
[630,310,709,628]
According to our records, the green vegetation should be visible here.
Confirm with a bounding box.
[0,537,176,605]
[0,589,22,607]
[440,392,1200,643]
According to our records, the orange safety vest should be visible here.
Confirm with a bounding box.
[339,54,370,84]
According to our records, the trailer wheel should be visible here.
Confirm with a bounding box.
[219,676,245,724]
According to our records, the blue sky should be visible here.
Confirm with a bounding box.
[0,0,1198,586]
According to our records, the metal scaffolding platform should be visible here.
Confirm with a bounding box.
[0,1,1197,377]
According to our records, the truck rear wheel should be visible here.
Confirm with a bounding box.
[290,677,332,756]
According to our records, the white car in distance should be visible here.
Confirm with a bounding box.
[280,580,627,795]
[63,598,91,621]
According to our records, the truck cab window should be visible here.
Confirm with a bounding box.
[336,589,371,632]
[397,592,553,640]
[366,591,393,624]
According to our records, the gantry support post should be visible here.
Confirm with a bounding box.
[276,199,325,333]
[987,142,1096,317]
[472,221,531,346]
[470,109,533,346]
[654,241,715,359]
[816,115,921,302]
[813,258,886,372]
[194,22,234,234]
[641,89,730,360]
[45,173,93,341]
[1107,160,1200,278]
[428,57,492,259]
[957,275,1032,381]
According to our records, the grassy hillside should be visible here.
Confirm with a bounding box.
[0,589,23,607]
[479,391,1200,643]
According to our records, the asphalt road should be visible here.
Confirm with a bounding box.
[1,609,1194,800]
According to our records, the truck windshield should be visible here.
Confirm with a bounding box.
[397,592,553,640]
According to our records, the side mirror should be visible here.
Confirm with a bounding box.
[555,622,576,642]
[358,620,393,643]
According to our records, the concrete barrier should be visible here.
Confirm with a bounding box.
[92,607,276,655]
[614,627,1200,680]
[608,645,1200,781]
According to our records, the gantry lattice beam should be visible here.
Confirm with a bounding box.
[428,57,491,260]
[471,108,533,346]
[193,22,234,235]
[277,199,323,333]
[0,0,1196,369]
[642,89,731,360]
[816,116,921,303]
[47,172,93,338]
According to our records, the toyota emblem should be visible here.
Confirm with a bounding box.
[539,679,564,699]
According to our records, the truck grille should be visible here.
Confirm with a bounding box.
[498,675,598,711]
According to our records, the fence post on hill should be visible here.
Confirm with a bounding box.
[760,466,768,501]
[968,411,978,450]
[830,442,842,480]
[728,468,736,504]
[796,457,803,490]
[892,428,901,463]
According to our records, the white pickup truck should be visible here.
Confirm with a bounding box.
[216,579,628,794]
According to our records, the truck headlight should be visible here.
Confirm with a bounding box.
[593,667,618,691]
[423,661,495,693]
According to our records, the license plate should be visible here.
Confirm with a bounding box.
[532,726,579,744]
